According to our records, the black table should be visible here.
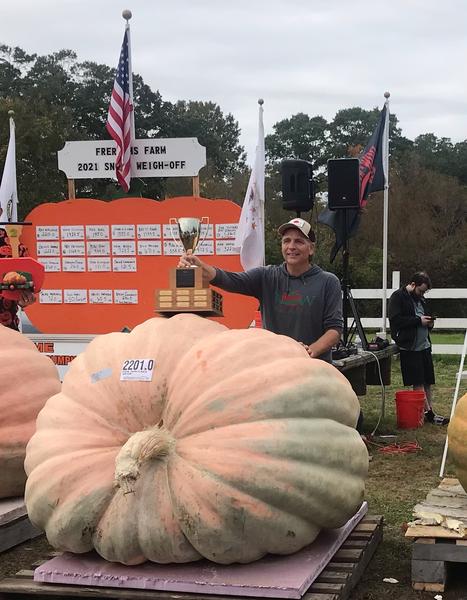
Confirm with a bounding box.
[332,344,399,396]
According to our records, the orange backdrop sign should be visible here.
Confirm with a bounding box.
[22,197,258,334]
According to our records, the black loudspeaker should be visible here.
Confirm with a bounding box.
[281,159,314,212]
[327,158,360,210]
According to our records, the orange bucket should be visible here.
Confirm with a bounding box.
[395,391,425,429]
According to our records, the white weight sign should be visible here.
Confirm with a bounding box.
[58,138,206,179]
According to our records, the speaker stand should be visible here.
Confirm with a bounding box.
[340,210,367,351]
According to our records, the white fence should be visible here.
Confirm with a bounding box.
[353,272,467,355]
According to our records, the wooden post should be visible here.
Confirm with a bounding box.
[192,176,200,197]
[67,179,76,200]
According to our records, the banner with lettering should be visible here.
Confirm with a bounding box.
[21,197,257,334]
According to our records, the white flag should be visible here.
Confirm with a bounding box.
[0,116,18,223]
[235,101,265,270]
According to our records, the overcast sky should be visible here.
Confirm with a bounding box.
[2,0,467,162]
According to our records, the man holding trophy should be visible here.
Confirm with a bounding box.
[178,217,343,363]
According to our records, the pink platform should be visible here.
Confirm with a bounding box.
[34,502,367,598]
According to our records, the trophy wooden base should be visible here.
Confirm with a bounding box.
[156,288,223,317]
[156,266,223,317]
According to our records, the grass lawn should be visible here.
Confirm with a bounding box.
[351,354,466,599]
[430,332,465,344]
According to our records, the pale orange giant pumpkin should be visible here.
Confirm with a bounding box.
[448,392,467,492]
[25,314,368,565]
[0,326,61,498]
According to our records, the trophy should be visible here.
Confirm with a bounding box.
[155,217,223,317]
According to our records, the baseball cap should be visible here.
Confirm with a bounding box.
[277,218,315,241]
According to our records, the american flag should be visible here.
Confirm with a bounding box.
[106,29,133,192]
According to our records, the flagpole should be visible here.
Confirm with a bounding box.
[258,98,265,266]
[381,91,390,335]
[122,9,135,141]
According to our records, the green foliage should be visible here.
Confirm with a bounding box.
[0,44,246,214]
[266,113,328,167]
[414,133,467,185]
[1,42,466,306]
[263,106,466,324]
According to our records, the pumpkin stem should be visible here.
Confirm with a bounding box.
[114,423,174,493]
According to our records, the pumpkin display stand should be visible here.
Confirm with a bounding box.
[0,506,384,600]
[406,477,467,592]
[0,498,42,553]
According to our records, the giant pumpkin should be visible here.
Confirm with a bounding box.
[0,325,61,499]
[25,314,368,565]
[448,392,467,492]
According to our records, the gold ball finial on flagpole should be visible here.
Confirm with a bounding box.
[258,98,264,106]
[122,9,132,22]
[384,91,390,99]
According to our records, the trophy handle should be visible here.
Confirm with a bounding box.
[168,218,185,254]
[198,217,210,252]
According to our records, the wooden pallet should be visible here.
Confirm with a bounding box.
[406,477,467,539]
[406,477,467,591]
[0,498,42,553]
[0,515,382,600]
[412,537,467,592]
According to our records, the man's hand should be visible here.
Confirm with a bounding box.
[18,290,36,308]
[178,251,203,268]
[177,251,216,283]
[305,329,341,359]
[420,315,432,327]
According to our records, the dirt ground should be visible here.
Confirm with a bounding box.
[0,534,52,580]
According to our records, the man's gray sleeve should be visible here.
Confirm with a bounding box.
[211,267,263,299]
[323,275,344,332]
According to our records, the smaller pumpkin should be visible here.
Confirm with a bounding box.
[448,393,467,492]
[2,271,27,286]
[0,326,61,499]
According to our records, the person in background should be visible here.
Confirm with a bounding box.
[0,227,35,330]
[178,217,343,363]
[388,271,448,425]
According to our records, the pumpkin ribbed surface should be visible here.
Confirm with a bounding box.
[448,392,467,492]
[0,325,61,498]
[25,314,368,565]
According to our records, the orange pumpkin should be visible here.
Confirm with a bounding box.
[448,393,467,492]
[0,326,61,498]
[2,271,27,286]
[25,314,368,564]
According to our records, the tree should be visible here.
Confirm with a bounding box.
[328,106,410,161]
[168,101,246,178]
[266,113,328,168]
[338,156,467,289]
[413,133,467,185]
[0,97,75,215]
[0,45,247,211]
